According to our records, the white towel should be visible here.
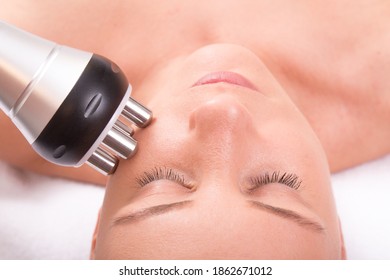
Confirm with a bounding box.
[0,162,104,259]
[332,154,390,259]
[0,154,389,259]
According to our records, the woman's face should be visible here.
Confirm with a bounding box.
[91,44,344,259]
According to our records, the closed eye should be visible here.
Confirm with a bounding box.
[249,171,302,190]
[135,167,195,189]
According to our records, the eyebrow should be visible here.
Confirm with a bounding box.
[112,200,192,226]
[112,200,325,233]
[248,200,325,232]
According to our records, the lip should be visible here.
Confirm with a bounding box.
[191,71,258,91]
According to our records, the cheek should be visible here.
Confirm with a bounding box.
[143,98,190,143]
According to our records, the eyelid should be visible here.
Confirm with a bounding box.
[136,167,195,189]
[248,171,302,191]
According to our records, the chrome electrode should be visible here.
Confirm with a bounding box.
[0,21,152,175]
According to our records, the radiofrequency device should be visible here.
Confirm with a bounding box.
[0,21,152,175]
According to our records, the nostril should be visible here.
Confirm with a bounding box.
[189,95,253,133]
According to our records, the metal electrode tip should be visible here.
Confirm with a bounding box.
[86,96,152,175]
[102,120,138,159]
[87,147,118,175]
[122,97,153,128]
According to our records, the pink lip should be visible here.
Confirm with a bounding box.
[192,71,257,90]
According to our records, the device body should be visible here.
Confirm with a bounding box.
[0,21,152,175]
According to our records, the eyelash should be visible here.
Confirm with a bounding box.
[249,171,302,190]
[136,167,194,189]
[136,168,301,190]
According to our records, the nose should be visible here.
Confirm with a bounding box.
[189,94,257,163]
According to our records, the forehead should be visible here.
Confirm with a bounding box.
[97,200,337,259]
